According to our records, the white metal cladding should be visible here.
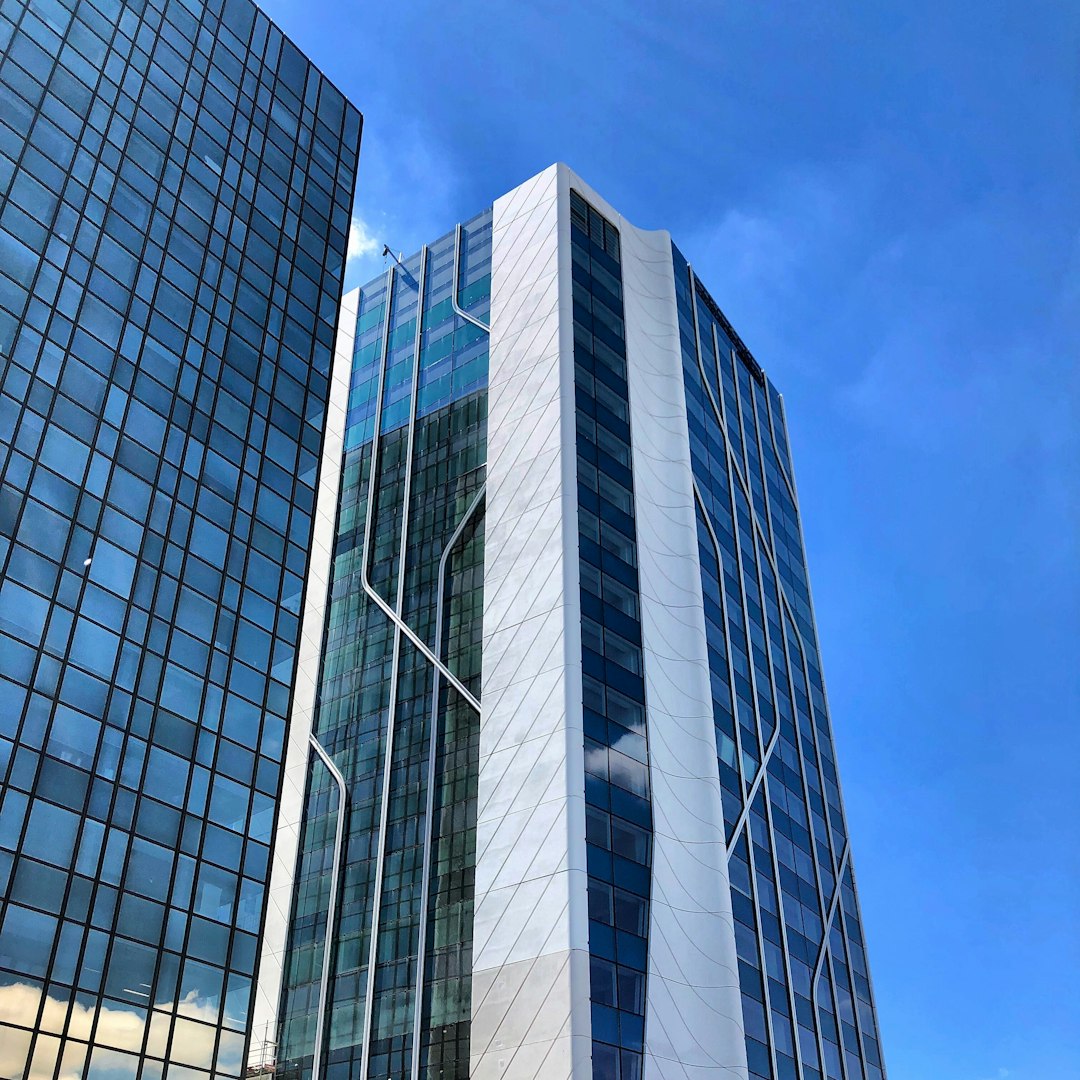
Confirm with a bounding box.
[249,286,359,1070]
[474,164,748,1080]
[471,164,592,1080]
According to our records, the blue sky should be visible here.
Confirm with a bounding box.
[262,1,1079,1075]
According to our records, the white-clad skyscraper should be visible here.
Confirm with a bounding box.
[256,164,887,1080]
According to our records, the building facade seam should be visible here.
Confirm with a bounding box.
[454,222,493,331]
[306,734,349,1079]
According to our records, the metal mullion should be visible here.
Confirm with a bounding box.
[728,474,775,802]
[716,449,779,1080]
[686,425,777,1064]
[681,264,880,1080]
[452,222,490,331]
[354,264,398,1080]
[308,733,348,1080]
[836,866,886,1078]
[684,284,784,869]
[733,456,842,889]
[685,270,748,806]
[408,481,487,1080]
[693,492,748,811]
[747,522,811,1080]
[749,390,779,558]
[812,844,851,1078]
[777,393,861,866]
[684,269,767,779]
[760,383,798,511]
[770,593,840,1080]
[722,319,754,491]
[719,388,843,1080]
[687,267,748,498]
[356,271,480,714]
[825,929,866,1080]
[751,378,842,1080]
[773,582,853,1079]
[741,798,783,1080]
[769,396,877,1072]
[773,593,847,1074]
[695,492,769,834]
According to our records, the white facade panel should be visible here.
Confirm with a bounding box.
[471,164,592,1080]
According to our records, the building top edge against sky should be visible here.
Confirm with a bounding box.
[349,163,778,399]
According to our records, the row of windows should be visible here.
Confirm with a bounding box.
[570,190,651,1080]
[345,212,491,452]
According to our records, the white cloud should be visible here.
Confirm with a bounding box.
[340,120,467,292]
[0,982,231,1079]
[347,214,379,263]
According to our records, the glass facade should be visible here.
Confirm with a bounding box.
[276,211,491,1080]
[570,190,652,1080]
[0,0,360,1076]
[672,245,887,1080]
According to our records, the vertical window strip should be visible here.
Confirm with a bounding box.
[571,189,652,1080]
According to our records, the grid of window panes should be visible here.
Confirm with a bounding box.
[0,1,360,1077]
[277,212,490,1080]
[672,245,887,1080]
[570,191,652,1080]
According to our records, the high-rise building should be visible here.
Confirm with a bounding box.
[0,0,361,1077]
[260,163,887,1080]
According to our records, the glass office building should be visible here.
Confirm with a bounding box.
[261,163,887,1080]
[0,0,360,1077]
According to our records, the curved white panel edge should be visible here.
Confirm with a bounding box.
[248,286,359,1067]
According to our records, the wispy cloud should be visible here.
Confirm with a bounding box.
[343,211,388,289]
[684,153,1078,490]
[343,121,465,291]
[682,156,886,379]
[347,214,379,263]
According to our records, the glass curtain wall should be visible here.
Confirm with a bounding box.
[0,1,359,1077]
[673,245,887,1080]
[570,190,653,1080]
[277,210,491,1080]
